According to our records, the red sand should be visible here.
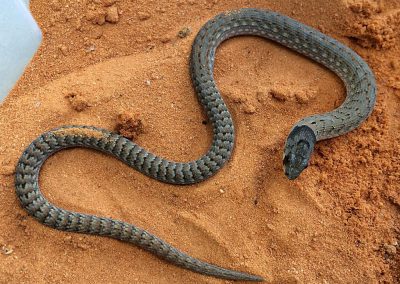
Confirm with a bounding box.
[0,0,399,283]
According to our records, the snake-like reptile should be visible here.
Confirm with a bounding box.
[15,9,376,282]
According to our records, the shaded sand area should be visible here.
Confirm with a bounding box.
[0,0,399,283]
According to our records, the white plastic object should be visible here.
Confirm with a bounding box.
[21,0,30,7]
[0,0,42,101]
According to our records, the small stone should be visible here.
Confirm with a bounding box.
[358,156,367,164]
[256,91,268,104]
[85,45,96,53]
[266,224,276,231]
[86,10,106,25]
[384,244,397,256]
[105,6,119,23]
[178,27,191,38]
[219,188,225,193]
[145,80,151,86]
[138,12,151,21]
[243,103,256,114]
[1,245,13,255]
[58,44,68,55]
[145,44,155,51]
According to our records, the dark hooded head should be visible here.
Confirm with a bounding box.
[283,125,316,180]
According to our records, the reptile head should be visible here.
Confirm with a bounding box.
[283,125,316,180]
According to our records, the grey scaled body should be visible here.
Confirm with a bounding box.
[15,9,376,282]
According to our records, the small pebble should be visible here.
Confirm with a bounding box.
[384,244,397,256]
[256,91,268,104]
[266,223,276,231]
[243,103,256,114]
[178,27,191,38]
[58,44,68,55]
[1,245,13,255]
[106,6,119,23]
[138,12,151,21]
[87,11,106,25]
[85,45,96,53]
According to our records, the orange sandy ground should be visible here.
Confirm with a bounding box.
[0,0,399,283]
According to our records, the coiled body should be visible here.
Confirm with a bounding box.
[15,9,376,281]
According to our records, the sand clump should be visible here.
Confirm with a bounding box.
[65,92,91,112]
[269,85,317,104]
[346,0,400,49]
[86,2,120,25]
[115,112,145,139]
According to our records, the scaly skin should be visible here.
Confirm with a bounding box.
[15,9,376,281]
